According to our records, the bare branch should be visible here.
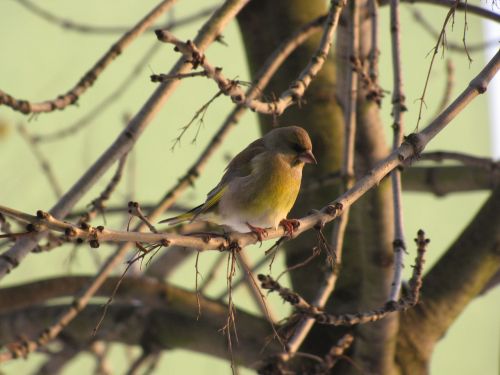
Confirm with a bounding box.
[0,0,250,280]
[397,0,500,22]
[155,0,345,116]
[16,0,215,35]
[389,0,408,302]
[1,50,498,256]
[78,154,129,226]
[17,124,63,198]
[33,43,161,143]
[0,280,277,367]
[419,151,499,168]
[0,0,178,114]
[398,185,500,369]
[410,8,496,54]
[404,165,500,195]
[259,229,428,325]
[415,0,459,129]
[280,0,359,361]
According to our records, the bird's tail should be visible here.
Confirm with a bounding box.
[158,204,203,226]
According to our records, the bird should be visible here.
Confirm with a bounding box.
[160,126,316,241]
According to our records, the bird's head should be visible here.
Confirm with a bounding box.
[264,126,317,166]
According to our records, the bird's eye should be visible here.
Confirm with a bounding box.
[292,143,306,153]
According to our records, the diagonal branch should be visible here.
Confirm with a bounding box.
[281,0,359,361]
[0,0,178,114]
[16,0,215,35]
[0,0,250,280]
[0,278,277,367]
[259,229,427,326]
[155,0,345,116]
[397,0,500,22]
[389,0,408,302]
[2,49,498,260]
[17,123,63,198]
[398,184,500,370]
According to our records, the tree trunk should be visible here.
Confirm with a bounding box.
[238,1,398,373]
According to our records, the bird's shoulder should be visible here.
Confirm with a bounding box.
[204,137,266,201]
[222,138,266,183]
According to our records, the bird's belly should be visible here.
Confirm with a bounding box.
[219,168,301,232]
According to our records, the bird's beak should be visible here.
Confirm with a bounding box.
[299,150,317,164]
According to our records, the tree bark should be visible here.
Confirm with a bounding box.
[238,1,398,373]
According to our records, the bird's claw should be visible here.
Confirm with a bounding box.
[279,219,300,237]
[246,222,268,244]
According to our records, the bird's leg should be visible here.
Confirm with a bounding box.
[246,222,268,244]
[279,219,300,237]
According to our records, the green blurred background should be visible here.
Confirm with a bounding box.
[0,0,498,374]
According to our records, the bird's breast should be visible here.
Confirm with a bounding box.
[218,153,303,230]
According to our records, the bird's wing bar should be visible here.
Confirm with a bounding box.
[190,185,228,222]
[219,138,266,185]
[158,203,203,224]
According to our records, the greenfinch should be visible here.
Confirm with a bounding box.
[160,126,316,240]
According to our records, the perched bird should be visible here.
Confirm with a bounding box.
[160,126,316,240]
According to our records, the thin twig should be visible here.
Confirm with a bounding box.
[236,251,277,322]
[16,0,215,35]
[0,0,251,361]
[0,0,250,280]
[215,254,270,299]
[78,154,129,226]
[388,0,408,302]
[171,89,224,150]
[409,8,496,54]
[258,229,428,325]
[315,333,354,373]
[415,0,459,129]
[33,43,161,143]
[17,123,63,198]
[282,0,360,360]
[398,0,500,22]
[433,59,455,117]
[155,0,345,116]
[151,71,208,82]
[0,0,178,114]
[127,201,158,233]
[1,48,498,251]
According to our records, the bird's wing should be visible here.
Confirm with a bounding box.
[159,185,227,225]
[219,138,266,186]
[161,138,266,225]
[204,137,265,202]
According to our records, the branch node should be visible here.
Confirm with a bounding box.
[404,133,425,158]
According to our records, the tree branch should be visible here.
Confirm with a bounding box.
[2,49,497,266]
[397,0,500,22]
[155,0,345,116]
[0,280,275,367]
[0,0,250,280]
[0,0,177,114]
[398,184,500,372]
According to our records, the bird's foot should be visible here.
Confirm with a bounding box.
[279,219,300,237]
[246,222,268,244]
